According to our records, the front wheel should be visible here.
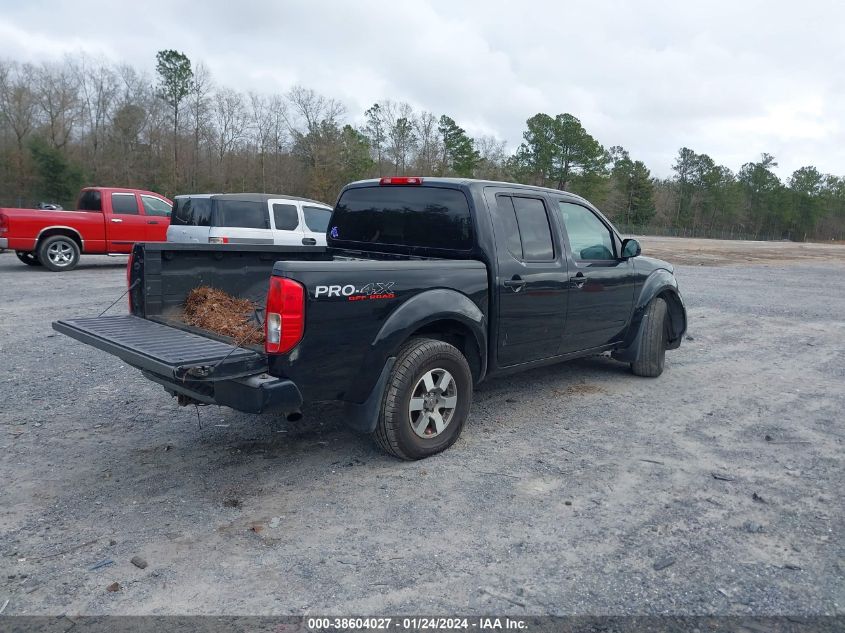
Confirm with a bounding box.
[373,337,473,460]
[15,251,42,266]
[38,235,80,272]
[631,297,668,377]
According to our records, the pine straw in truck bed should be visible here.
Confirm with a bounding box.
[182,286,264,345]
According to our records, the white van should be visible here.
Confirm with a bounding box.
[166,193,333,246]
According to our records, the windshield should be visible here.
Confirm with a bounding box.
[330,186,473,251]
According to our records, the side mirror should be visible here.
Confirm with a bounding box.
[621,238,641,259]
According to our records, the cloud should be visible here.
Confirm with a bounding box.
[0,0,842,178]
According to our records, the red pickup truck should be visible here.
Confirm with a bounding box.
[0,187,172,271]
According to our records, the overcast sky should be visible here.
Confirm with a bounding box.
[1,0,843,178]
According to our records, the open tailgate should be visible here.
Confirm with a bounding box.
[52,315,266,381]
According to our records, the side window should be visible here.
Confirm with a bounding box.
[141,195,172,217]
[272,203,299,231]
[512,196,554,261]
[111,193,139,215]
[171,198,188,225]
[214,200,269,229]
[557,202,615,261]
[77,190,102,212]
[191,198,212,226]
[495,195,523,260]
[303,206,332,233]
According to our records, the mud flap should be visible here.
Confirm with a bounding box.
[342,358,396,434]
[611,315,646,364]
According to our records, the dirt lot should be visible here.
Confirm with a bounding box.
[639,235,845,267]
[0,239,843,616]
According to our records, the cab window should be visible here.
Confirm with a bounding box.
[272,204,299,231]
[111,193,139,215]
[141,195,172,217]
[495,195,554,262]
[557,202,615,261]
[303,206,332,233]
[214,200,269,229]
[172,197,212,226]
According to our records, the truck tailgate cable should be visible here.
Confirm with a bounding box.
[209,307,264,374]
[98,279,140,317]
[179,307,265,381]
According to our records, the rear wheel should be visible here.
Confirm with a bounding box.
[631,297,668,377]
[38,235,80,272]
[373,337,473,460]
[15,251,42,267]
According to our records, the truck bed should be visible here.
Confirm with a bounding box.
[127,242,330,324]
[52,243,329,413]
[52,244,331,400]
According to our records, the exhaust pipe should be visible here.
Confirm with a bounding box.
[286,410,303,422]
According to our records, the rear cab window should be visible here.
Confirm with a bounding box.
[329,185,473,253]
[77,190,102,212]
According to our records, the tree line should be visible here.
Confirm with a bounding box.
[1,50,843,241]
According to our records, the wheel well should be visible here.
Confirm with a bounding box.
[409,319,483,383]
[658,289,685,344]
[36,228,83,253]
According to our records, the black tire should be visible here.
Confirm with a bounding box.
[15,251,42,266]
[373,337,473,460]
[38,235,80,272]
[631,297,668,377]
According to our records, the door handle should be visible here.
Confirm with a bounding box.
[570,273,586,288]
[302,237,317,246]
[146,220,160,225]
[110,218,123,223]
[503,276,526,292]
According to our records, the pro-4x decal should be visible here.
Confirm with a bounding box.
[314,282,396,301]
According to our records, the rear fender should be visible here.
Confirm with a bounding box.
[370,288,486,374]
[343,289,486,432]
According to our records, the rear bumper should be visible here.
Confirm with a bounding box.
[143,370,303,414]
[0,237,7,249]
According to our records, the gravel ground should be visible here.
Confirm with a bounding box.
[0,240,843,616]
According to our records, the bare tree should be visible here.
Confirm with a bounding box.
[413,110,440,175]
[475,135,508,180]
[35,59,81,150]
[214,87,248,188]
[187,62,213,189]
[249,92,275,192]
[380,101,417,174]
[285,85,345,135]
[73,55,118,177]
[0,61,40,197]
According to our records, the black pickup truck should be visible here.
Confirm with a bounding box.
[54,177,687,460]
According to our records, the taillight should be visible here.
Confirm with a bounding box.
[209,236,229,244]
[126,249,135,312]
[265,277,305,354]
[0,213,7,234]
[379,176,423,185]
